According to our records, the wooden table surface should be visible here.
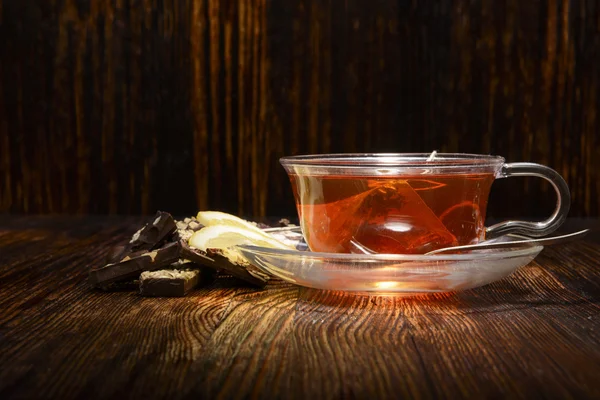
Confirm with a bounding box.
[1,216,599,399]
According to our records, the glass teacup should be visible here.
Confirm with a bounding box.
[280,153,570,254]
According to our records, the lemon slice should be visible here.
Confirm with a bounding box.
[196,211,286,245]
[196,211,267,232]
[189,225,293,252]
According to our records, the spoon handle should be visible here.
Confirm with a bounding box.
[425,229,590,255]
[262,225,301,232]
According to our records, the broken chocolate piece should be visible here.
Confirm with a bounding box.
[207,248,271,283]
[174,260,217,282]
[90,241,181,286]
[109,211,177,263]
[105,245,128,265]
[180,240,268,287]
[129,211,177,250]
[139,267,200,297]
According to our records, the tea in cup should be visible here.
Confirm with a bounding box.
[280,153,570,254]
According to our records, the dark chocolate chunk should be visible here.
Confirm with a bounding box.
[194,262,218,282]
[130,211,177,251]
[105,245,128,265]
[90,242,181,286]
[207,248,271,285]
[107,211,177,264]
[139,268,200,297]
[179,240,268,287]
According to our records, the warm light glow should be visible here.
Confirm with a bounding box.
[375,281,399,289]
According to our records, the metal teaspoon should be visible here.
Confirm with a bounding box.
[425,229,590,255]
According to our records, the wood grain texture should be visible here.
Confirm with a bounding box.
[0,216,599,399]
[0,1,599,217]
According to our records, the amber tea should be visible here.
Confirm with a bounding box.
[282,153,571,254]
[289,173,496,254]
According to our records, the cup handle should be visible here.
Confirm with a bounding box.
[485,162,571,239]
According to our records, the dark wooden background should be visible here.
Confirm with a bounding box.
[1,0,599,218]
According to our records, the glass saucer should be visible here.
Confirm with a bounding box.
[236,241,543,295]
